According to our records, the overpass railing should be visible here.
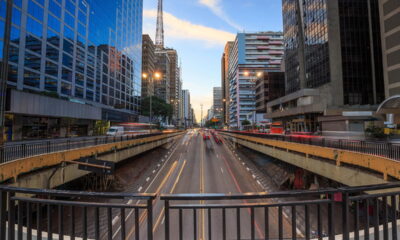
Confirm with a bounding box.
[0,186,156,240]
[2,183,400,240]
[222,131,400,160]
[0,133,164,164]
[162,182,400,240]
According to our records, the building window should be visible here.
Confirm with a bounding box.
[45,61,58,77]
[45,77,57,92]
[23,69,40,88]
[61,82,71,95]
[28,0,44,21]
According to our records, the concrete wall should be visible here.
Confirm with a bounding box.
[230,137,388,187]
[11,135,182,189]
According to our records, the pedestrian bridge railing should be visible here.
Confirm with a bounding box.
[0,133,165,164]
[2,183,400,240]
[221,130,400,161]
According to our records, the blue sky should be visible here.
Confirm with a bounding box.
[142,0,283,122]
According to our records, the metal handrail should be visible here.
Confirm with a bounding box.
[220,130,400,160]
[0,132,184,164]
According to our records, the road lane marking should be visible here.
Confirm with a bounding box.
[138,186,143,192]
[252,174,256,179]
[246,167,250,171]
[220,167,224,174]
[112,138,182,239]
[152,170,156,174]
[146,177,150,182]
[153,160,187,233]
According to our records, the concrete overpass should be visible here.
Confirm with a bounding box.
[219,131,400,187]
[0,132,184,189]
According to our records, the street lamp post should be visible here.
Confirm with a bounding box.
[142,72,162,128]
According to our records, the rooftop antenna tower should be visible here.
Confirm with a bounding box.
[155,0,164,49]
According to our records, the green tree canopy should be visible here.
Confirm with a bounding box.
[241,119,251,126]
[141,96,173,120]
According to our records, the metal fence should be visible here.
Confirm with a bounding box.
[223,131,400,161]
[2,183,400,239]
[0,186,155,240]
[161,182,400,240]
[0,133,164,164]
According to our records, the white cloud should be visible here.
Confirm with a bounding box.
[198,0,243,31]
[143,10,235,47]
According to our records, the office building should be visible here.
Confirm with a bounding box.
[154,49,170,103]
[375,0,400,129]
[228,32,284,129]
[1,0,143,140]
[141,34,155,98]
[267,0,385,136]
[255,72,285,113]
[221,41,233,126]
[181,89,191,128]
[165,48,180,126]
[213,87,222,119]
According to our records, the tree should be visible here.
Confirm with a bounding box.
[141,96,173,121]
[241,119,251,126]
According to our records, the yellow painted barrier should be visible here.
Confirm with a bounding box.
[221,132,400,181]
[0,132,183,182]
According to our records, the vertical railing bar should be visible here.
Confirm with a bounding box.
[27,202,32,240]
[58,205,64,240]
[0,191,6,240]
[305,204,310,240]
[147,200,153,240]
[391,195,397,240]
[383,196,388,240]
[179,209,183,240]
[37,203,42,240]
[354,200,359,240]
[317,202,322,240]
[278,206,283,240]
[264,207,269,240]
[236,207,241,240]
[8,192,15,240]
[193,208,197,240]
[364,199,370,240]
[342,192,349,240]
[83,207,87,240]
[222,208,226,240]
[208,208,212,240]
[71,206,75,240]
[374,198,379,240]
[251,207,255,240]
[107,208,112,240]
[17,201,23,240]
[47,204,52,240]
[94,207,100,240]
[291,206,296,240]
[120,208,126,240]
[328,194,335,240]
[135,207,140,240]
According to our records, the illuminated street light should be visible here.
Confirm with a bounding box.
[256,72,263,78]
[154,72,162,79]
[142,73,148,79]
[243,71,250,77]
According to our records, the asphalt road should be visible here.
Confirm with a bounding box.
[110,130,292,240]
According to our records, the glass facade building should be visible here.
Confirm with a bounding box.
[1,0,142,113]
[0,0,143,140]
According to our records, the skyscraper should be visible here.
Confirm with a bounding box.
[221,41,233,126]
[142,34,156,98]
[267,0,385,136]
[1,0,143,140]
[213,87,222,120]
[228,32,284,128]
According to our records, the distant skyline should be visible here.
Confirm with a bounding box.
[142,0,283,122]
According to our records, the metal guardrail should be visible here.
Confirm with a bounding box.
[161,182,400,240]
[0,186,156,240]
[222,130,400,160]
[0,133,165,164]
[2,183,400,240]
